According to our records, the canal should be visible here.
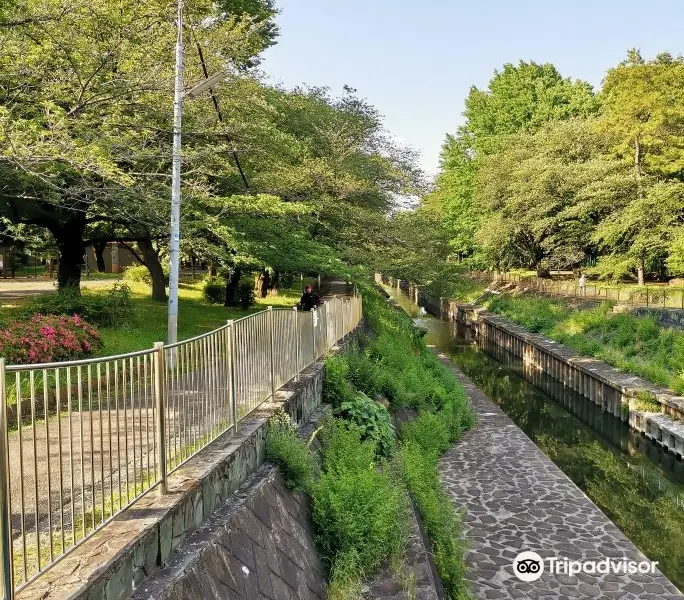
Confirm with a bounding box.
[387,286,684,591]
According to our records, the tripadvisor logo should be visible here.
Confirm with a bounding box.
[513,551,544,582]
[512,551,658,582]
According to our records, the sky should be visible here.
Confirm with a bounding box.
[261,0,684,176]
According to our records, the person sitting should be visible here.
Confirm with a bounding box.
[299,285,321,311]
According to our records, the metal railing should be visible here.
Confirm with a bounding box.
[0,294,362,597]
[470,271,684,309]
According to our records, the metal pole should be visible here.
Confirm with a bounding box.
[153,343,167,494]
[167,0,184,345]
[0,360,13,599]
[292,307,300,382]
[267,306,276,401]
[227,320,237,431]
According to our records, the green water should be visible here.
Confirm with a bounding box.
[387,286,684,590]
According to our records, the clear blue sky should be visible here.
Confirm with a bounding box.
[261,0,684,175]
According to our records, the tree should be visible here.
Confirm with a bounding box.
[473,119,628,276]
[600,50,684,180]
[0,0,271,292]
[591,51,684,282]
[426,61,599,270]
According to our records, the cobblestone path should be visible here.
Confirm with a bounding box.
[435,351,682,600]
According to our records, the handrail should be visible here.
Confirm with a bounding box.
[0,295,363,598]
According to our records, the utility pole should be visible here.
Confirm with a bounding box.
[168,0,184,345]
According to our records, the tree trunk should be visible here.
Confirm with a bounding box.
[138,239,167,301]
[271,270,281,294]
[93,240,107,272]
[50,215,86,293]
[209,262,217,277]
[259,269,271,298]
[637,263,645,286]
[224,268,242,307]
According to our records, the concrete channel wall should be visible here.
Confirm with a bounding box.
[440,299,684,459]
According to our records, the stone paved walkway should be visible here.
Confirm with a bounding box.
[434,351,683,600]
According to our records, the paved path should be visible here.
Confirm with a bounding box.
[0,279,115,299]
[434,351,682,600]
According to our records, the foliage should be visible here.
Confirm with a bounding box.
[123,264,169,286]
[21,284,133,328]
[634,391,661,413]
[399,442,469,599]
[312,420,408,580]
[123,265,153,284]
[202,277,226,305]
[319,284,474,598]
[336,392,395,457]
[0,314,102,364]
[265,411,316,492]
[0,0,422,297]
[323,355,356,408]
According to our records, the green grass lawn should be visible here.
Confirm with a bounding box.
[1,279,303,357]
[98,280,302,355]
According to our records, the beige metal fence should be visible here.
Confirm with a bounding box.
[470,271,684,309]
[0,294,362,597]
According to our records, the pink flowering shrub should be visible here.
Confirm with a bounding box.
[0,314,102,364]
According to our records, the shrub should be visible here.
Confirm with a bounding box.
[634,390,661,413]
[323,355,355,408]
[21,284,133,328]
[202,277,225,304]
[265,411,316,492]
[401,411,450,457]
[345,347,380,397]
[336,392,395,457]
[312,421,407,578]
[319,419,377,475]
[122,263,169,285]
[0,314,102,364]
[122,264,150,284]
[238,279,255,309]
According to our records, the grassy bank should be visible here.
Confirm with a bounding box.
[266,283,474,599]
[433,279,684,396]
[483,295,684,395]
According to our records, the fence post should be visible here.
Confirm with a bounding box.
[267,307,276,401]
[342,300,347,339]
[646,286,649,307]
[0,360,13,600]
[153,342,167,494]
[311,307,317,362]
[292,307,300,381]
[227,320,238,431]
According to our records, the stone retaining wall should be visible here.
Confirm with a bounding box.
[629,306,684,329]
[130,465,326,600]
[440,299,684,458]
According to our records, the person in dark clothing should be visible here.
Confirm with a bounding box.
[299,285,321,311]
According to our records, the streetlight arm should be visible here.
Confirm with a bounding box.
[184,69,228,98]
